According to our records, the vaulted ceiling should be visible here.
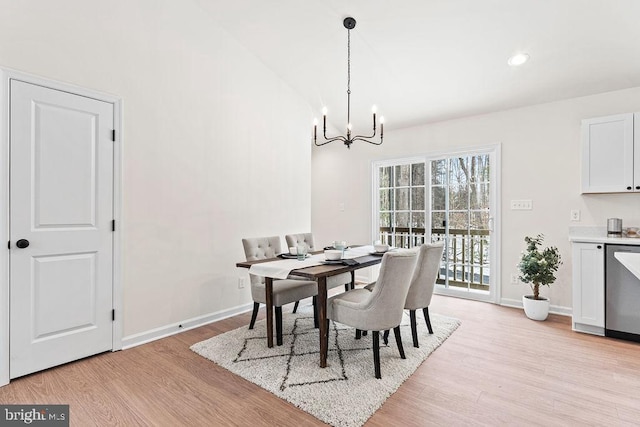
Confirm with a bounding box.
[196,0,640,131]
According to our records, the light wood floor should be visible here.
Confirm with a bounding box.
[2,295,640,426]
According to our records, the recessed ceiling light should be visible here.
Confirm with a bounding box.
[508,53,530,66]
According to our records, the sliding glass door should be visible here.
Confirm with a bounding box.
[373,146,499,302]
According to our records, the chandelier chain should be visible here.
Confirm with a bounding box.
[347,28,351,127]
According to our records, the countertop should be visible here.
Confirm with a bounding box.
[569,226,640,246]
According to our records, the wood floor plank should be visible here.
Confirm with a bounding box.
[1,295,639,426]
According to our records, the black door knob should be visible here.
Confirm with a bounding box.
[627,186,633,190]
[16,239,29,249]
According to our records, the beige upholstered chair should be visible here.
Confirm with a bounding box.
[327,250,418,379]
[242,236,318,346]
[285,233,354,297]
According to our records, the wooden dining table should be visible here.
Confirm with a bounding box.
[236,250,384,368]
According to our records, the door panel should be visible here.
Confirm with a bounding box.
[9,80,113,379]
[34,102,98,228]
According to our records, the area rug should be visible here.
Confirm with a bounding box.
[191,305,460,427]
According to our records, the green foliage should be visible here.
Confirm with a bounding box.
[518,234,562,300]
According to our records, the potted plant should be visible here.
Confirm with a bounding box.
[517,234,562,321]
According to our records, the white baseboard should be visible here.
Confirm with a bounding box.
[121,302,254,350]
[500,297,572,317]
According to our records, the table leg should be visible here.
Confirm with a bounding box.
[318,277,328,368]
[265,277,274,348]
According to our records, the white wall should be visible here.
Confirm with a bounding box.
[312,87,640,309]
[0,1,312,337]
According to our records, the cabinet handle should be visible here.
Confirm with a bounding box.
[597,245,602,249]
[627,186,633,190]
[636,186,640,190]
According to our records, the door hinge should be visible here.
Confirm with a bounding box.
[442,220,447,227]
[112,219,116,231]
[111,129,116,142]
[112,309,115,321]
[7,241,10,249]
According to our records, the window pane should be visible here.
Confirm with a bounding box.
[395,188,409,210]
[470,183,489,210]
[379,212,391,228]
[412,212,425,229]
[379,189,393,211]
[449,157,469,186]
[469,154,490,183]
[449,184,468,210]
[470,211,490,230]
[379,166,392,187]
[431,211,446,232]
[431,186,446,210]
[431,159,447,185]
[396,212,409,228]
[448,211,468,231]
[412,163,425,185]
[411,187,425,210]
[395,164,410,186]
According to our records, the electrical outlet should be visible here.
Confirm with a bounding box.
[238,277,246,289]
[510,274,520,284]
[510,200,533,210]
[570,209,580,221]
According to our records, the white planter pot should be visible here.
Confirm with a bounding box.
[522,295,549,321]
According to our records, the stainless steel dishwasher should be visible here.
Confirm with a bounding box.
[605,244,640,342]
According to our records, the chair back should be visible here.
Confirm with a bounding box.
[365,250,418,330]
[404,243,445,310]
[285,233,315,252]
[242,236,282,288]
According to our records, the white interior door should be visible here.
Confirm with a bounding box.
[9,79,114,379]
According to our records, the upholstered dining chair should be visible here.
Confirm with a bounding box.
[285,233,354,313]
[372,242,445,348]
[242,236,318,346]
[403,242,444,347]
[327,250,418,379]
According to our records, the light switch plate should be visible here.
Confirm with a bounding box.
[510,200,532,210]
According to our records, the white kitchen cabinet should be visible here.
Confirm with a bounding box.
[581,113,640,193]
[571,242,604,335]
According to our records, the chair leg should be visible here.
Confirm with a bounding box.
[355,329,362,339]
[423,306,433,334]
[410,310,419,348]
[350,271,355,290]
[382,330,389,345]
[313,296,319,328]
[275,306,283,346]
[249,302,260,329]
[393,326,406,359]
[372,331,381,379]
[292,301,299,313]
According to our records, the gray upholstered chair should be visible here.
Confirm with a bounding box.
[327,250,418,379]
[372,243,445,348]
[242,236,318,346]
[285,233,354,311]
[403,242,444,347]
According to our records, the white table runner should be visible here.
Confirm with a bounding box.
[248,245,379,279]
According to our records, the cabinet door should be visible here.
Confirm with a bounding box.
[581,113,634,193]
[572,243,604,330]
[635,113,640,191]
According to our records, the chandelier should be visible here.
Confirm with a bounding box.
[314,17,383,149]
